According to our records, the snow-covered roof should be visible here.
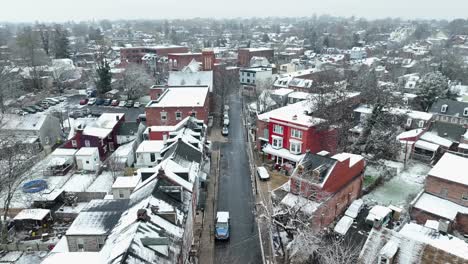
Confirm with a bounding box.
[168,71,213,91]
[429,153,468,185]
[288,91,310,100]
[334,215,354,235]
[414,140,439,152]
[271,88,294,96]
[112,175,141,189]
[75,147,98,156]
[258,101,325,127]
[13,208,50,221]
[459,143,468,149]
[399,223,468,260]
[136,140,165,153]
[95,113,124,129]
[217,212,229,222]
[396,129,424,141]
[331,153,363,167]
[413,192,468,220]
[0,114,48,131]
[41,252,104,264]
[280,192,320,215]
[148,86,209,108]
[83,126,112,138]
[366,205,391,222]
[51,148,78,157]
[420,132,453,148]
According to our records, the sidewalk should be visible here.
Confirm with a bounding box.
[197,141,220,264]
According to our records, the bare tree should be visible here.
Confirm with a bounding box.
[0,66,23,114]
[253,77,274,114]
[105,153,124,180]
[121,63,154,100]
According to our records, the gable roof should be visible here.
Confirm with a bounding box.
[429,153,468,186]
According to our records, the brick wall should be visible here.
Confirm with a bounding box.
[425,176,468,207]
[146,104,209,127]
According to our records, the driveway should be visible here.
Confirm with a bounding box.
[215,94,262,264]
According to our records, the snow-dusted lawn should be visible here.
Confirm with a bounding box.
[62,173,96,192]
[363,161,430,207]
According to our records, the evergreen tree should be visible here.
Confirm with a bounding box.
[417,71,449,111]
[96,59,112,95]
[262,33,270,43]
[54,26,70,59]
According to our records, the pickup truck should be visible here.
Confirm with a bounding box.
[215,211,230,240]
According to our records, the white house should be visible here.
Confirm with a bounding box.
[135,140,166,168]
[240,67,273,88]
[75,147,100,171]
[350,47,367,60]
[111,175,141,199]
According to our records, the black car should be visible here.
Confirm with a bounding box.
[96,98,105,105]
[23,107,36,113]
[69,110,85,119]
[126,100,134,108]
[31,105,44,112]
[103,99,112,106]
[91,110,101,117]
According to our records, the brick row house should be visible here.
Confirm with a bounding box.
[62,113,125,160]
[278,151,366,230]
[120,45,188,64]
[410,153,468,234]
[145,85,210,127]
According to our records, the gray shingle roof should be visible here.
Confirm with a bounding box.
[429,98,468,117]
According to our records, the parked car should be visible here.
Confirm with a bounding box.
[96,98,105,105]
[256,166,270,180]
[23,107,36,114]
[91,110,101,117]
[118,100,126,107]
[87,89,97,98]
[57,96,67,102]
[111,99,119,106]
[133,102,141,108]
[31,105,44,112]
[344,199,364,219]
[215,211,230,240]
[224,104,229,111]
[222,126,229,136]
[103,99,112,106]
[126,100,134,108]
[88,98,97,105]
[79,99,89,105]
[223,118,230,126]
[46,98,60,104]
[69,110,84,119]
[39,103,49,109]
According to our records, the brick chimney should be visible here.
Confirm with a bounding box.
[202,49,215,71]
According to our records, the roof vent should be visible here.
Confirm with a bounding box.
[292,114,297,120]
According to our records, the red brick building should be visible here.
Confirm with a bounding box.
[145,86,210,127]
[282,152,365,230]
[410,153,468,234]
[238,48,274,67]
[62,113,125,160]
[168,53,203,71]
[256,101,338,166]
[120,45,189,64]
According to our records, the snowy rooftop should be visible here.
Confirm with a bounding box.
[366,205,391,221]
[75,147,98,156]
[258,101,325,127]
[112,175,142,189]
[271,88,294,96]
[414,140,439,152]
[83,126,112,138]
[0,114,47,131]
[420,132,453,148]
[41,252,104,264]
[413,192,468,220]
[331,153,363,167]
[95,113,124,129]
[429,153,468,185]
[399,223,468,260]
[168,71,213,91]
[288,91,310,100]
[280,192,320,215]
[148,86,209,108]
[51,148,78,157]
[13,208,50,221]
[136,140,165,153]
[396,129,424,141]
[146,116,190,132]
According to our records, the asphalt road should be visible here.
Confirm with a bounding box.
[215,94,262,264]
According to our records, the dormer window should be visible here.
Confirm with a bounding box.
[441,104,448,113]
[464,108,468,116]
[406,118,412,126]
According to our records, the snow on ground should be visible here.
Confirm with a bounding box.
[3,251,48,264]
[62,173,96,192]
[363,161,431,207]
[87,171,116,193]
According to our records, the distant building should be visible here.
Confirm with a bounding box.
[238,48,274,67]
[239,67,273,89]
[120,45,188,64]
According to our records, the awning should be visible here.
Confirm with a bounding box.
[262,144,305,163]
[415,140,439,152]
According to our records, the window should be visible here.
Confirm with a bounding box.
[71,140,77,147]
[263,128,269,139]
[247,72,250,77]
[150,153,156,162]
[291,129,303,139]
[272,137,283,149]
[418,120,425,128]
[441,104,448,113]
[464,108,468,116]
[440,188,449,197]
[273,125,283,134]
[290,142,302,154]
[85,140,91,147]
[161,112,167,121]
[77,238,84,251]
[119,191,124,198]
[175,112,182,120]
[86,160,90,164]
[406,118,412,126]
[451,117,458,123]
[462,193,468,201]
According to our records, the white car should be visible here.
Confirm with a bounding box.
[344,199,364,219]
[256,166,270,180]
[222,126,229,136]
[118,101,126,107]
[134,102,141,108]
[223,118,230,126]
[88,98,97,105]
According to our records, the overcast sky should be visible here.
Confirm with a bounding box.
[1,0,467,22]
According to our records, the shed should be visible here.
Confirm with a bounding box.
[75,147,100,171]
[13,209,51,230]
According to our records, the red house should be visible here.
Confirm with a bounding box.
[145,86,210,127]
[282,151,365,230]
[62,113,125,160]
[256,101,338,166]
[238,48,274,67]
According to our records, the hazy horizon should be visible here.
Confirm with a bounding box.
[1,0,467,23]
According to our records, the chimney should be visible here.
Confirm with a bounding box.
[137,209,149,222]
[156,167,165,178]
[292,114,298,120]
[202,49,215,71]
[115,115,120,121]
